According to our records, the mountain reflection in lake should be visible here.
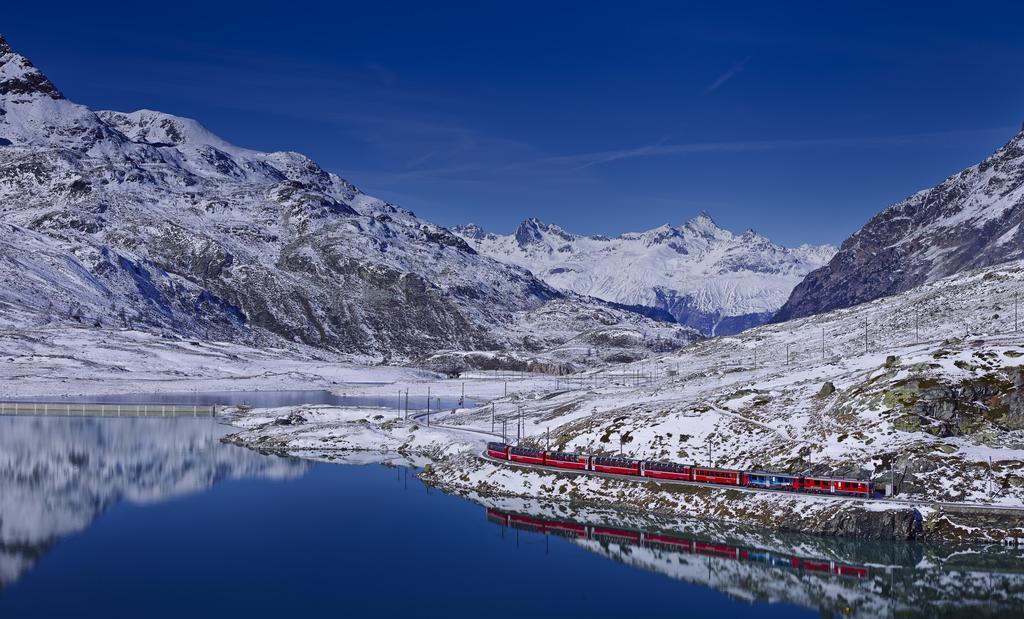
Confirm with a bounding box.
[478,499,1024,617]
[1,416,1021,617]
[0,416,307,588]
[9,389,471,410]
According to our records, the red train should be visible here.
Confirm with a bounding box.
[485,442,873,497]
[487,508,870,579]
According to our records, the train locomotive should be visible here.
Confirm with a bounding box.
[485,442,873,497]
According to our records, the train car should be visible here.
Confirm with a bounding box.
[509,513,548,533]
[545,520,588,539]
[693,467,743,486]
[591,456,641,476]
[544,451,589,470]
[746,550,792,569]
[592,526,642,543]
[798,558,834,574]
[645,533,694,552]
[486,442,510,460]
[642,460,692,481]
[694,541,742,560]
[486,508,510,527]
[743,471,799,491]
[800,476,835,494]
[508,446,545,465]
[833,479,873,497]
[834,564,869,579]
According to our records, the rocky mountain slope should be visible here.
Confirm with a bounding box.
[774,125,1024,322]
[455,214,833,336]
[0,35,696,363]
[227,258,1024,540]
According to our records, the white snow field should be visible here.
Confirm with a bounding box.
[0,36,700,364]
[455,214,834,335]
[213,260,1024,541]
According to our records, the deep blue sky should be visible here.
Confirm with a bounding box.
[5,2,1023,245]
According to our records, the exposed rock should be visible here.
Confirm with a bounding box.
[457,214,834,336]
[775,126,1024,322]
[0,36,700,360]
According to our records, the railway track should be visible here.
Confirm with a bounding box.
[406,407,1024,515]
[479,453,1024,514]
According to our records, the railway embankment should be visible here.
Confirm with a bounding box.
[423,454,1024,542]
[221,403,1024,542]
[422,454,925,541]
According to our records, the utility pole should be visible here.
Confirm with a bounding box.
[891,455,895,497]
[989,456,994,499]
[821,328,825,360]
[864,319,868,354]
[491,403,495,433]
[427,386,431,417]
[786,343,790,366]
[546,427,550,451]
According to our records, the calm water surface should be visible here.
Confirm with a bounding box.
[10,389,470,409]
[0,415,1020,618]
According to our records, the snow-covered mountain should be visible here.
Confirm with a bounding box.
[774,125,1024,322]
[454,214,834,335]
[0,35,697,362]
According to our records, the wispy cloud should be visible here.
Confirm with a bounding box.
[704,56,751,94]
[390,126,1013,179]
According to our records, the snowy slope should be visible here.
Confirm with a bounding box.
[455,214,833,336]
[224,259,1024,540]
[451,258,1024,514]
[0,35,697,362]
[775,125,1024,322]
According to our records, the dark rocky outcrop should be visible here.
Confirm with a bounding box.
[774,127,1024,322]
[0,36,695,360]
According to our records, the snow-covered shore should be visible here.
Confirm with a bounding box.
[219,261,1024,542]
[8,261,1024,542]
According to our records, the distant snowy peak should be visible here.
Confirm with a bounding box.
[0,35,698,361]
[513,217,576,248]
[0,35,63,100]
[455,215,835,336]
[98,109,242,152]
[774,125,1024,322]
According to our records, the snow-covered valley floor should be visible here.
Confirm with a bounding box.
[7,261,1024,542]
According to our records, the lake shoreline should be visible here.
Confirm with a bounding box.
[220,408,1024,543]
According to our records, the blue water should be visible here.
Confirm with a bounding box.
[0,416,1019,618]
[1,466,811,617]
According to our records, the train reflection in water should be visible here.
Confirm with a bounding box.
[486,508,869,579]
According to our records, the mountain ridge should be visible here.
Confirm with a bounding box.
[774,126,1024,322]
[0,35,699,364]
[454,214,834,335]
